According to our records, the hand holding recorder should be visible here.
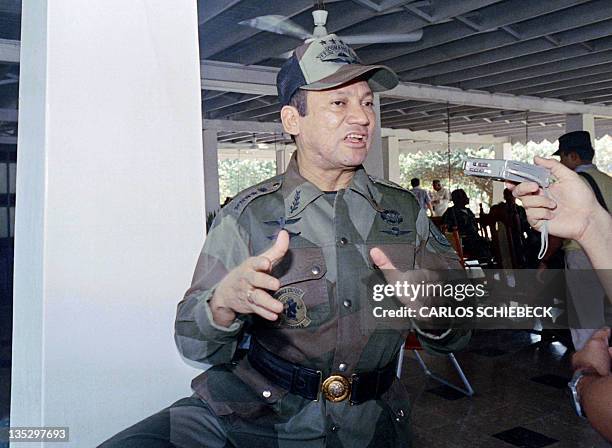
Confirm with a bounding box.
[507,157,608,246]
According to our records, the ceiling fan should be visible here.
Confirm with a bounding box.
[239,2,423,46]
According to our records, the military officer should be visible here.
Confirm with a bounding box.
[100,34,470,448]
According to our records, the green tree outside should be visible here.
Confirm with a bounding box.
[399,146,495,212]
[399,136,612,212]
[218,158,276,204]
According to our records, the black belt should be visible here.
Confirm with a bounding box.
[247,338,397,405]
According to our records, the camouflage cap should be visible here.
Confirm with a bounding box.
[276,34,399,106]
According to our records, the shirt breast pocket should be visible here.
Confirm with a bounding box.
[270,246,328,329]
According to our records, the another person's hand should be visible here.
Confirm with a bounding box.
[572,328,612,377]
[209,230,289,327]
[508,157,599,243]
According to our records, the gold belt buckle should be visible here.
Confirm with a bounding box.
[321,374,351,402]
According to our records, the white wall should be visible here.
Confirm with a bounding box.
[13,1,205,446]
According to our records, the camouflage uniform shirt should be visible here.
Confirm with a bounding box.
[175,154,470,448]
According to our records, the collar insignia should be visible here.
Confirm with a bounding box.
[289,190,301,214]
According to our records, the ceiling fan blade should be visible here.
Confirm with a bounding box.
[340,30,423,45]
[239,15,313,40]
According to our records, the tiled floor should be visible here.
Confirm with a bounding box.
[402,330,611,448]
[0,330,610,447]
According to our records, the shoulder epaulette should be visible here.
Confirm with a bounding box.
[228,174,284,216]
[368,175,409,193]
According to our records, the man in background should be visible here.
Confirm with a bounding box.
[410,177,433,215]
[551,131,611,350]
[443,189,492,263]
[489,188,539,267]
[430,179,450,216]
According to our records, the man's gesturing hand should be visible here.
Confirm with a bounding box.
[209,230,289,327]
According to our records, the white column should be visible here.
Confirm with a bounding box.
[364,93,383,177]
[203,128,220,218]
[382,135,400,183]
[493,142,513,204]
[565,113,595,142]
[13,1,204,446]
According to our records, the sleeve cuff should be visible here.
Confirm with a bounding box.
[194,290,243,338]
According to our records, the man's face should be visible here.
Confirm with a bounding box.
[293,80,375,172]
[433,181,441,191]
[559,151,580,170]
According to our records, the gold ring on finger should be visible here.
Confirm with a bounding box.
[246,289,255,304]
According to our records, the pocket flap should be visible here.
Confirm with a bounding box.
[273,247,327,286]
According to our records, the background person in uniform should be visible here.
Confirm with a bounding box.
[536,131,611,350]
[100,34,470,448]
[409,177,433,215]
[430,179,450,217]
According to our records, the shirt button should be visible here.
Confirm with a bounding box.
[262,390,271,398]
[311,265,321,275]
[343,300,352,308]
[338,363,347,372]
[338,237,348,246]
[331,426,339,432]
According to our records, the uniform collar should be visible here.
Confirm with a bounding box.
[281,153,324,218]
[281,152,383,217]
[348,165,385,212]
